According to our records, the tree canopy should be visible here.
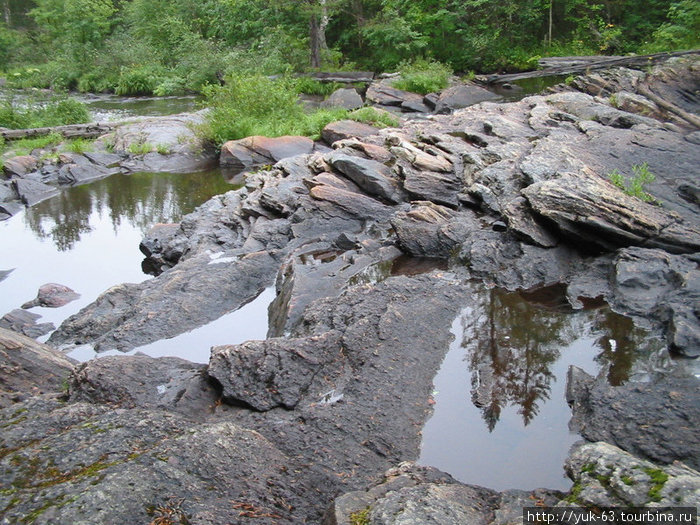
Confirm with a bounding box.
[0,0,697,94]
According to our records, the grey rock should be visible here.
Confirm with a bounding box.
[392,202,478,258]
[49,250,279,352]
[328,152,403,203]
[0,200,23,217]
[220,135,314,170]
[12,178,59,206]
[139,223,185,272]
[400,98,432,113]
[0,327,75,407]
[503,196,559,248]
[56,159,120,185]
[2,155,37,177]
[21,283,80,309]
[434,83,501,114]
[322,119,381,145]
[563,441,700,508]
[322,88,364,110]
[0,268,13,283]
[522,169,700,254]
[567,366,700,469]
[0,180,16,202]
[366,83,422,107]
[83,151,123,168]
[210,331,341,411]
[69,355,218,418]
[0,309,55,339]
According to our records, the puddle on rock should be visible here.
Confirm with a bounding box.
[67,287,276,363]
[419,285,669,491]
[0,170,240,336]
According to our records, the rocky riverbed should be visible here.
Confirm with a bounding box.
[1,57,699,523]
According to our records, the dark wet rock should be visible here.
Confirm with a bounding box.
[138,223,183,272]
[210,331,342,411]
[267,243,402,337]
[2,155,37,177]
[457,230,582,290]
[56,152,121,185]
[322,88,364,110]
[11,178,59,206]
[69,355,218,418]
[503,196,559,248]
[331,138,393,163]
[309,183,395,221]
[400,98,432,113]
[366,83,422,107]
[324,463,500,525]
[0,309,55,338]
[82,151,123,168]
[434,83,501,114]
[401,166,461,207]
[0,200,23,218]
[0,268,13,283]
[0,398,333,524]
[392,202,478,258]
[0,181,16,202]
[328,152,403,203]
[522,168,700,254]
[108,112,217,173]
[21,283,80,309]
[567,366,700,469]
[0,327,75,407]
[563,441,700,508]
[322,119,381,145]
[220,135,315,170]
[568,247,700,356]
[50,250,278,352]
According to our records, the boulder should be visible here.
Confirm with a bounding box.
[321,119,380,145]
[0,327,75,407]
[321,88,364,110]
[522,168,700,254]
[366,83,423,107]
[0,309,55,338]
[328,152,403,203]
[0,180,17,202]
[2,155,37,177]
[434,83,501,114]
[567,366,700,469]
[12,178,59,206]
[56,152,121,185]
[220,135,315,170]
[564,441,700,508]
[69,355,218,418]
[21,283,80,309]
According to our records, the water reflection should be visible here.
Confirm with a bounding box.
[24,170,239,250]
[419,284,666,490]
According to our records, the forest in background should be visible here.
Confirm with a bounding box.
[0,0,698,96]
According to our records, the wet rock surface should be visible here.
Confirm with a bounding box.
[567,367,700,469]
[21,283,80,309]
[4,58,700,523]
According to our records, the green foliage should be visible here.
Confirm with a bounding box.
[644,467,669,502]
[349,507,370,525]
[608,162,657,203]
[1,132,64,158]
[128,142,154,155]
[292,77,343,97]
[646,0,700,51]
[0,95,90,129]
[156,143,171,155]
[115,66,161,96]
[393,58,452,95]
[349,107,399,128]
[65,138,94,154]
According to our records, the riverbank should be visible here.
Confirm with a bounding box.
[1,56,699,523]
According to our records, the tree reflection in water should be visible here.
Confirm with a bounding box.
[456,285,663,431]
[23,170,238,251]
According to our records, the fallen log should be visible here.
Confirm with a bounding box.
[481,49,699,85]
[307,71,375,84]
[0,122,117,141]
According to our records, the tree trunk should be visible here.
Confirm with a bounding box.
[2,0,11,27]
[548,0,553,46]
[309,15,322,69]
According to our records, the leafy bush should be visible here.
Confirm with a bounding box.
[292,77,343,97]
[115,66,162,96]
[0,95,90,129]
[608,162,657,203]
[393,59,452,95]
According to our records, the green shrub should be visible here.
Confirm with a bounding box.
[292,77,343,97]
[115,66,161,96]
[66,138,95,154]
[0,95,90,129]
[393,58,452,95]
[348,107,399,128]
[128,142,154,155]
[608,162,657,203]
[1,132,64,157]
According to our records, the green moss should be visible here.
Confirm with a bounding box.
[128,142,154,155]
[644,467,668,502]
[581,463,596,474]
[621,475,635,486]
[565,481,583,504]
[350,507,371,525]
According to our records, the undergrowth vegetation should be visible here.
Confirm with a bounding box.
[0,94,90,129]
[202,75,398,146]
[393,59,453,94]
